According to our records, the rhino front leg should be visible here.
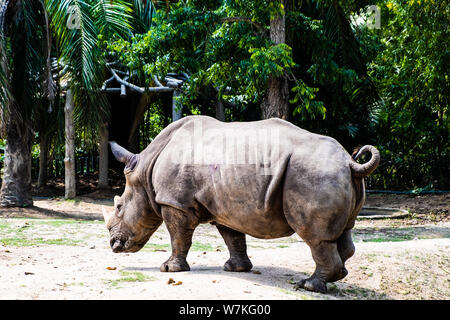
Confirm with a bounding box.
[216,224,253,272]
[295,240,346,293]
[160,206,198,272]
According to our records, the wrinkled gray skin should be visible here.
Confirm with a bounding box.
[104,115,380,293]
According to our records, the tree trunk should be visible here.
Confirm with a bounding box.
[98,122,110,189]
[260,0,289,120]
[64,89,76,199]
[216,99,225,121]
[0,120,33,207]
[172,90,182,122]
[0,1,33,207]
[37,134,48,188]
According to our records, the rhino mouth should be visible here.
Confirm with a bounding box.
[110,236,146,253]
[110,237,126,253]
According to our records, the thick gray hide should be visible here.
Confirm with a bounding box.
[140,116,367,242]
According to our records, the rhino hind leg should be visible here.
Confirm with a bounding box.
[337,229,355,264]
[160,206,199,272]
[295,240,347,293]
[216,224,253,272]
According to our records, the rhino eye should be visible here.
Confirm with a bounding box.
[116,204,123,211]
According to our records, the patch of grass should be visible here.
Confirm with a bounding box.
[191,242,214,251]
[365,253,378,263]
[0,236,83,247]
[279,288,316,300]
[0,224,13,234]
[31,219,101,226]
[63,198,81,205]
[105,270,157,288]
[277,245,289,248]
[364,235,414,242]
[1,218,100,229]
[359,266,369,270]
[69,282,85,287]
[144,243,171,251]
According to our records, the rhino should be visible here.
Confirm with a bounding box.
[103,115,379,293]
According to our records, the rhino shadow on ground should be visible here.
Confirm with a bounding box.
[0,205,102,220]
[123,264,391,300]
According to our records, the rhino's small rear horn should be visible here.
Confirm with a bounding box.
[102,205,113,226]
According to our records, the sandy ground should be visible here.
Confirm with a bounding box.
[0,195,449,300]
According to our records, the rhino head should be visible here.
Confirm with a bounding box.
[103,142,162,253]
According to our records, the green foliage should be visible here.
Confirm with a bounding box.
[106,1,323,119]
[0,0,50,132]
[291,79,326,120]
[45,0,133,140]
[2,0,447,191]
[103,0,448,189]
[139,101,166,150]
[286,3,377,148]
[362,0,449,189]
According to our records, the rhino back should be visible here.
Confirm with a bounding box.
[150,116,355,239]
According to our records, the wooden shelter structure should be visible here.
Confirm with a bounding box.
[98,64,188,186]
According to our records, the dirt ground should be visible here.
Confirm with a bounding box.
[0,192,448,300]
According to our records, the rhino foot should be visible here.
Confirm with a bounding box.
[294,277,327,294]
[223,257,253,272]
[160,256,190,272]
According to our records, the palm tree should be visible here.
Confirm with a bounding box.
[0,0,134,205]
[47,0,156,195]
[0,0,53,207]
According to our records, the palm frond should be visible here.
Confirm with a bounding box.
[92,0,133,37]
[40,0,56,107]
[131,0,155,33]
[45,0,134,137]
[0,0,49,131]
[46,0,100,90]
[323,3,366,76]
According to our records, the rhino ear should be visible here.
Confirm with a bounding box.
[109,141,137,169]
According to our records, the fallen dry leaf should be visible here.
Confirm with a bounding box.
[252,270,261,275]
[106,267,116,270]
[167,278,175,285]
[173,281,183,286]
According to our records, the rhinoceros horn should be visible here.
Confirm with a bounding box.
[109,141,135,165]
[102,205,113,225]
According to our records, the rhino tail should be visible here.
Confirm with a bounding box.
[349,145,380,178]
